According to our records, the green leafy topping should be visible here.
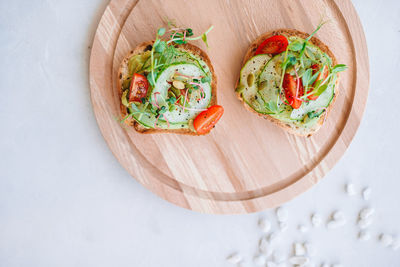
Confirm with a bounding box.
[167,26,213,46]
[201,33,209,47]
[166,96,176,105]
[331,64,348,73]
[301,68,313,87]
[157,27,166,36]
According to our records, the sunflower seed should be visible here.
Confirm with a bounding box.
[294,242,306,256]
[258,217,272,233]
[358,230,371,241]
[332,210,345,221]
[289,256,309,265]
[359,207,375,220]
[311,213,322,227]
[379,233,394,247]
[226,252,242,264]
[345,183,356,196]
[362,187,371,200]
[276,207,288,222]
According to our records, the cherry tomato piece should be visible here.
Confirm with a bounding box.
[193,105,224,135]
[255,35,288,55]
[129,73,149,102]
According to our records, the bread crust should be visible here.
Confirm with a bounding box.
[117,41,217,135]
[236,29,339,137]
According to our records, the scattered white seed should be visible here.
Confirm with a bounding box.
[379,233,394,247]
[345,183,356,196]
[332,210,345,221]
[258,217,272,233]
[259,237,272,256]
[266,261,278,267]
[272,250,285,263]
[276,207,289,222]
[357,217,373,229]
[362,187,371,200]
[298,224,309,233]
[269,232,279,242]
[359,207,375,220]
[358,230,371,241]
[391,239,400,250]
[279,221,288,232]
[320,263,330,267]
[289,256,310,265]
[294,242,306,256]
[311,213,322,227]
[304,242,316,256]
[226,252,242,264]
[253,254,267,266]
[277,263,287,267]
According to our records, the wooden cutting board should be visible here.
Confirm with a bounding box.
[89,0,369,214]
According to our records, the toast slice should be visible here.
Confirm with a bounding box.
[118,41,217,135]
[236,29,339,137]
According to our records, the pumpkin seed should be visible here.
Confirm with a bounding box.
[247,73,255,87]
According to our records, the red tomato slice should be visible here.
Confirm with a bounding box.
[129,73,149,102]
[255,35,288,55]
[193,105,224,135]
[307,64,329,100]
[282,73,304,109]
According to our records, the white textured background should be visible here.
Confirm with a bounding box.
[1,0,399,266]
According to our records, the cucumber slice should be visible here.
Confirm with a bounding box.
[238,54,272,113]
[290,83,335,120]
[132,112,188,129]
[150,63,212,124]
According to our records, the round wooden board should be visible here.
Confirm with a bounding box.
[89,0,369,214]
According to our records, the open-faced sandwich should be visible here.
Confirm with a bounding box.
[236,23,347,136]
[118,24,223,135]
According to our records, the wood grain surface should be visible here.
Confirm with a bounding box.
[89,0,369,214]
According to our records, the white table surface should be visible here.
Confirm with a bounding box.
[1,0,400,266]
